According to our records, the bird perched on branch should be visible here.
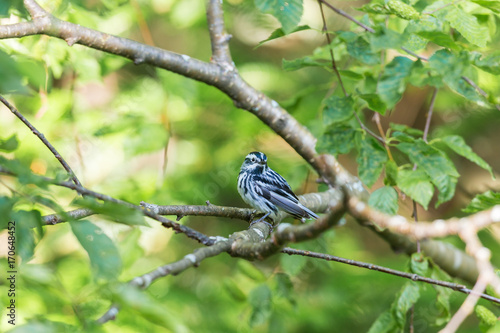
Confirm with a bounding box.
[237,151,318,225]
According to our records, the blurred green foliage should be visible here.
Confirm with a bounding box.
[1,0,500,332]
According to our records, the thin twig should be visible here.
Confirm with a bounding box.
[423,88,438,143]
[0,95,82,187]
[317,0,346,96]
[281,247,500,305]
[319,0,375,33]
[0,166,213,245]
[97,239,233,323]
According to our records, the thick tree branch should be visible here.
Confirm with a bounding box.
[348,196,500,240]
[206,0,233,66]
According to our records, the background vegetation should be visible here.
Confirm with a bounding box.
[1,0,500,332]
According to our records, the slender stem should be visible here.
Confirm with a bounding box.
[0,95,83,187]
[423,88,438,143]
[317,0,346,97]
[319,0,375,33]
[281,247,500,305]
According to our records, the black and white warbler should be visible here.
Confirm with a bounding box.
[237,151,318,224]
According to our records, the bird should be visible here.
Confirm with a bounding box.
[237,151,318,225]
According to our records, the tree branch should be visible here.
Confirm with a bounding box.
[0,95,82,187]
[206,0,233,66]
[97,237,233,323]
[0,166,213,245]
[281,247,500,305]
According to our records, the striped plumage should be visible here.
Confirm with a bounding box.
[237,151,318,223]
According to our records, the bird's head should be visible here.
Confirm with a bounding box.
[241,151,268,173]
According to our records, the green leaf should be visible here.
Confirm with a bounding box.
[356,3,391,15]
[475,305,497,332]
[0,50,28,94]
[0,196,15,230]
[0,134,19,152]
[368,310,396,333]
[356,136,387,187]
[471,0,500,14]
[439,135,494,178]
[223,278,247,302]
[463,190,500,213]
[124,123,169,156]
[257,25,311,48]
[73,197,146,226]
[397,168,434,210]
[10,210,43,262]
[111,283,180,329]
[238,260,267,282]
[323,96,355,126]
[8,319,78,333]
[368,186,398,215]
[370,26,407,51]
[281,251,307,276]
[282,56,326,71]
[430,264,452,326]
[369,282,421,332]
[386,0,420,20]
[409,252,429,276]
[359,93,387,114]
[317,125,357,155]
[393,282,420,328]
[397,139,458,207]
[338,31,379,65]
[377,56,413,109]
[384,160,398,186]
[429,50,482,102]
[70,220,122,280]
[473,51,500,75]
[444,5,489,48]
[389,123,423,137]
[255,0,303,33]
[249,284,272,327]
[273,273,294,303]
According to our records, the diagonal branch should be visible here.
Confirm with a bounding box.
[0,166,213,245]
[281,247,500,305]
[0,95,82,187]
[97,237,233,323]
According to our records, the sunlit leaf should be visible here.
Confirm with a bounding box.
[338,31,379,65]
[368,186,398,215]
[397,169,434,210]
[356,135,387,187]
[397,139,458,207]
[445,6,489,47]
[463,190,500,213]
[10,210,43,262]
[0,134,19,152]
[70,220,122,280]
[439,135,493,177]
[257,25,311,48]
[323,96,355,126]
[377,57,413,109]
[317,125,357,155]
[255,0,303,33]
[73,197,146,226]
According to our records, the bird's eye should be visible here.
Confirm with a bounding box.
[250,157,256,163]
